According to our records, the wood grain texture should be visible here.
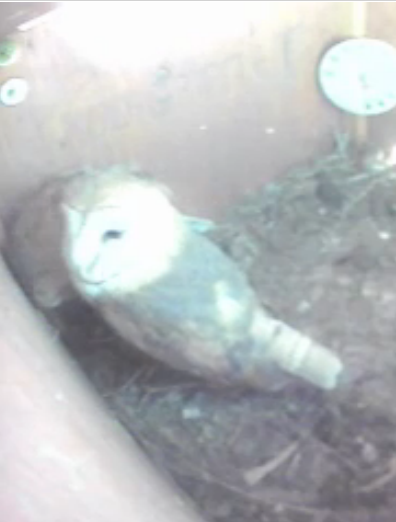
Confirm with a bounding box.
[0,254,204,522]
[0,2,350,219]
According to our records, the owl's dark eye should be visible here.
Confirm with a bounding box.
[102,230,124,242]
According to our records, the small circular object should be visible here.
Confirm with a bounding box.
[0,78,29,106]
[0,40,20,67]
[318,38,396,116]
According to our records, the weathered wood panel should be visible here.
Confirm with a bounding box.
[0,2,353,218]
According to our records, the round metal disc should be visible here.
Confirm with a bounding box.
[318,38,396,116]
[0,78,29,106]
[0,41,20,67]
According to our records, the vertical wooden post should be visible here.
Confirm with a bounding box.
[351,1,368,150]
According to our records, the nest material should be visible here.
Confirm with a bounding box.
[14,134,396,522]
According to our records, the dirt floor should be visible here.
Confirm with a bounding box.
[8,135,396,522]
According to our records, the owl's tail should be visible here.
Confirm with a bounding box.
[250,309,343,390]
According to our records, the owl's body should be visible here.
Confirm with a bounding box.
[61,168,343,390]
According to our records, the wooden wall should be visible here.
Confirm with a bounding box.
[368,2,396,150]
[0,2,57,39]
[0,2,379,219]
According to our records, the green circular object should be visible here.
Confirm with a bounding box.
[0,78,29,106]
[0,41,20,67]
